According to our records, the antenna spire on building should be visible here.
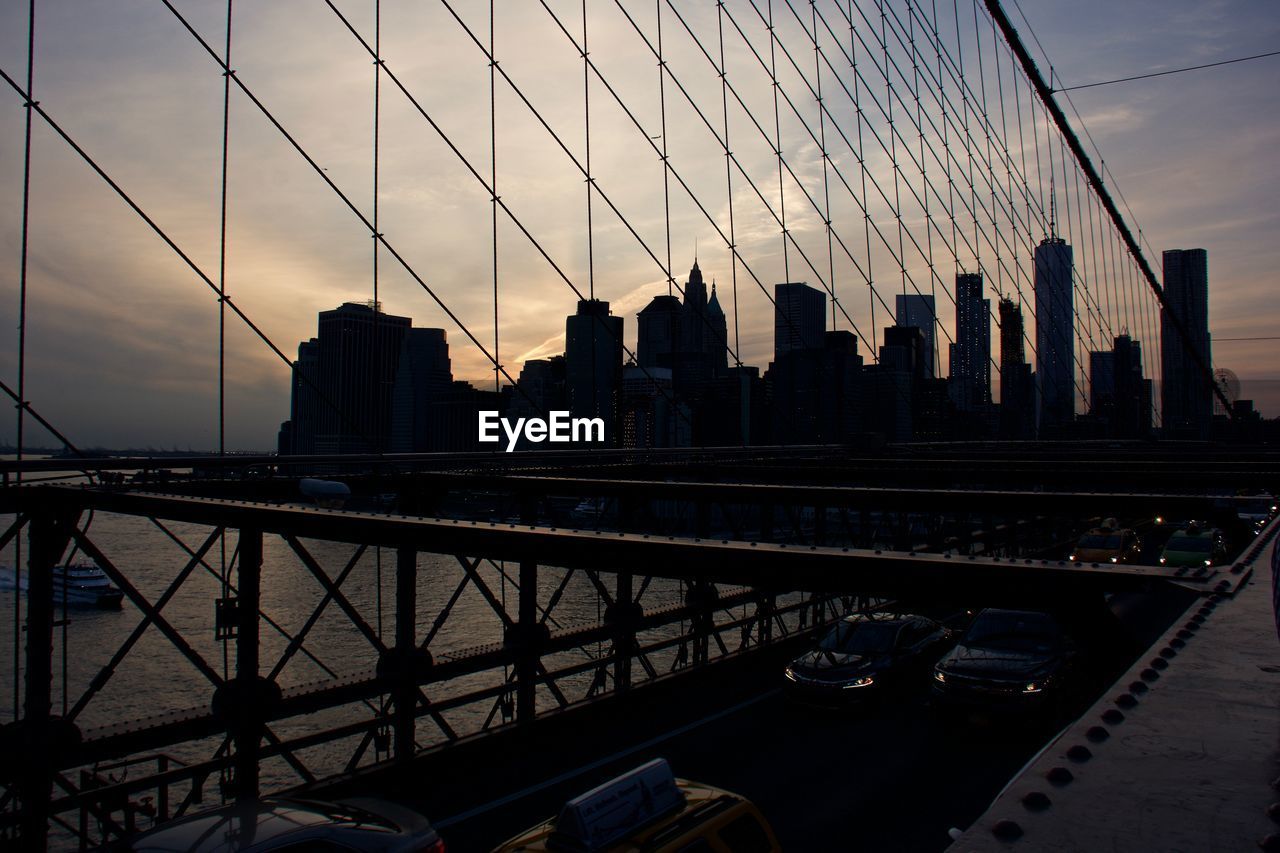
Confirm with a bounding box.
[1049,176,1057,239]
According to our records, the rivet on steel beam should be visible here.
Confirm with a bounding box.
[1140,668,1160,682]
[1101,709,1125,725]
[991,819,1023,841]
[1129,680,1149,694]
[1046,766,1074,786]
[1021,791,1051,812]
[1170,638,1186,649]
[1159,647,1177,659]
[1115,694,1138,709]
[1151,658,1170,670]
[1066,744,1092,762]
[1086,726,1110,743]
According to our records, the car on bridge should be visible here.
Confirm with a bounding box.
[931,608,1075,715]
[493,758,779,853]
[783,613,952,704]
[1159,523,1228,568]
[1069,522,1142,564]
[125,796,442,853]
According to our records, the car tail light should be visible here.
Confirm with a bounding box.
[419,840,446,853]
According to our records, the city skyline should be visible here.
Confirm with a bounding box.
[1,1,1277,449]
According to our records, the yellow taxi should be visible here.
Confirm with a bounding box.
[493,758,780,852]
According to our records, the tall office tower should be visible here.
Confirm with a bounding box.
[774,282,826,357]
[286,338,320,455]
[1113,334,1153,439]
[620,365,682,448]
[680,260,709,358]
[314,302,411,454]
[895,293,937,378]
[636,295,682,369]
[507,356,567,421]
[1161,248,1211,439]
[565,298,623,446]
[705,282,728,376]
[999,296,1025,368]
[1089,350,1117,417]
[390,328,452,452]
[1035,234,1075,434]
[949,273,991,412]
[997,297,1034,440]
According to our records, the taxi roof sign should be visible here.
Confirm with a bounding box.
[552,758,686,851]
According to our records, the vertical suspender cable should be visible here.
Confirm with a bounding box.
[876,0,909,303]
[217,0,234,681]
[490,0,500,393]
[716,1,741,361]
[767,0,789,281]
[811,1,836,331]
[906,1,939,367]
[13,0,36,723]
[850,1,877,355]
[658,0,674,298]
[582,0,594,300]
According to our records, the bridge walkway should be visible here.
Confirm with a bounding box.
[955,529,1280,851]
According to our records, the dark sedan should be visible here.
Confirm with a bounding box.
[784,614,952,704]
[931,608,1074,715]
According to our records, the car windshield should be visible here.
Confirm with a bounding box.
[818,620,898,655]
[963,611,1059,652]
[1077,533,1122,549]
[1167,536,1213,553]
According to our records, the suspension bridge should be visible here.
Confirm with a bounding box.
[1,0,1276,850]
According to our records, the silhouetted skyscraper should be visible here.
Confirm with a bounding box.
[999,297,1025,368]
[774,282,826,357]
[949,273,991,412]
[565,299,623,446]
[287,338,320,455]
[390,328,452,452]
[998,298,1034,440]
[1089,350,1117,417]
[1161,248,1211,439]
[1035,235,1075,434]
[314,302,411,454]
[706,282,728,377]
[636,295,682,369]
[895,294,937,378]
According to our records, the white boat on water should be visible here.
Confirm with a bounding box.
[0,563,124,609]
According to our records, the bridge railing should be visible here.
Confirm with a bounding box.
[0,484,857,850]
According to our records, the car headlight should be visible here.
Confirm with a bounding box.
[1110,557,1118,563]
[1068,554,1076,561]
[784,667,797,682]
[1204,559,1212,566]
[842,676,875,689]
[1155,516,1164,524]
[1159,557,1166,564]
[933,669,947,683]
[1023,682,1043,693]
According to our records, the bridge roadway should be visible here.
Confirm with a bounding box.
[306,583,1200,851]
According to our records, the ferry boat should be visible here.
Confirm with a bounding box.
[54,563,124,609]
[0,563,124,609]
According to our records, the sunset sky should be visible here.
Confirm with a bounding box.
[0,0,1276,450]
